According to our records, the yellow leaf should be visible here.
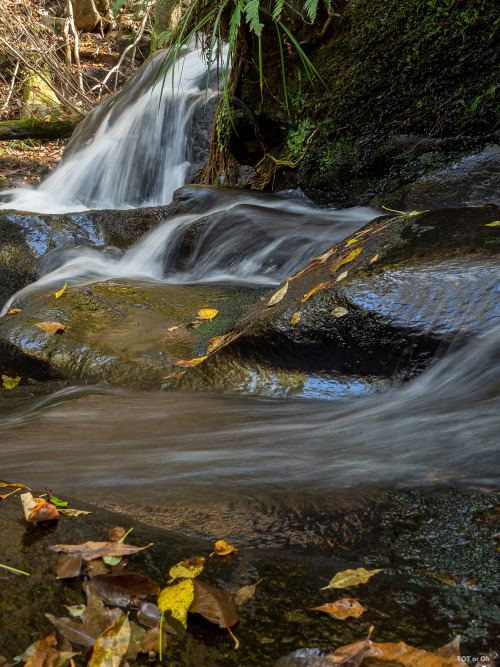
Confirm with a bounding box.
[207,334,227,354]
[198,309,218,320]
[321,567,383,589]
[210,540,238,557]
[35,322,65,338]
[6,308,21,315]
[55,282,67,298]
[370,254,379,263]
[2,374,21,389]
[331,307,348,318]
[485,221,500,226]
[267,282,288,306]
[346,239,359,246]
[157,579,195,628]
[336,271,348,282]
[338,248,362,268]
[88,615,130,667]
[311,598,364,620]
[301,281,329,302]
[291,312,302,324]
[168,556,206,583]
[167,325,181,331]
[176,356,208,367]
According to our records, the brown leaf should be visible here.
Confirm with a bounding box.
[363,641,463,665]
[291,312,302,325]
[140,627,169,656]
[301,281,329,302]
[21,631,78,667]
[207,334,229,355]
[35,322,65,338]
[175,356,208,367]
[57,552,82,579]
[325,637,372,666]
[21,492,59,522]
[321,568,383,589]
[210,539,238,556]
[90,573,161,607]
[231,579,262,606]
[267,282,289,306]
[48,541,153,561]
[191,580,239,629]
[137,602,179,635]
[108,528,126,543]
[87,615,130,667]
[311,599,364,620]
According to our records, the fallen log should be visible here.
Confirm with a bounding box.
[0,116,80,141]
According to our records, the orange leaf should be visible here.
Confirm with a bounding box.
[370,254,379,264]
[311,598,364,620]
[301,281,329,302]
[176,356,208,367]
[6,308,21,315]
[21,492,59,522]
[35,322,65,338]
[207,334,228,354]
[291,312,301,324]
[210,540,238,557]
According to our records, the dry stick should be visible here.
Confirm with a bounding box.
[0,60,20,118]
[131,2,151,70]
[66,0,83,92]
[0,36,84,117]
[62,17,72,98]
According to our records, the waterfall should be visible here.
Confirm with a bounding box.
[0,47,221,213]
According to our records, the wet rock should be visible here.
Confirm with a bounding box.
[177,207,500,387]
[0,280,264,389]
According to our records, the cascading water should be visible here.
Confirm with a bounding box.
[0,47,221,213]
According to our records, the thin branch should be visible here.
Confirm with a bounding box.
[67,0,84,92]
[0,60,20,118]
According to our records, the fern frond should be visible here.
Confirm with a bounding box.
[229,0,244,47]
[304,0,319,22]
[272,0,286,21]
[245,0,264,36]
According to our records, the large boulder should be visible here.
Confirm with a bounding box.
[70,0,100,32]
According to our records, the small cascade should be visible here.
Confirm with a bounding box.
[0,47,221,213]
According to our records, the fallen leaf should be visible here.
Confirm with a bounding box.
[338,248,361,268]
[370,254,379,263]
[311,599,364,620]
[191,580,239,629]
[346,239,359,246]
[157,579,195,628]
[363,640,463,665]
[175,356,208,367]
[57,552,83,579]
[231,579,262,606]
[91,573,161,607]
[267,282,289,306]
[65,605,86,619]
[48,495,67,508]
[316,248,335,263]
[88,615,130,667]
[104,527,132,566]
[21,492,59,522]
[2,374,21,389]
[168,556,206,583]
[137,602,179,635]
[485,221,500,226]
[20,631,78,667]
[331,307,348,318]
[210,540,238,556]
[207,334,228,354]
[55,282,67,298]
[0,482,30,500]
[140,626,169,656]
[336,271,348,282]
[291,312,302,324]
[6,308,21,315]
[48,541,153,561]
[58,508,91,517]
[35,322,65,338]
[198,308,218,320]
[321,568,383,589]
[301,281,330,302]
[167,325,181,331]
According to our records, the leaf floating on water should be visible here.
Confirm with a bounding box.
[48,541,153,561]
[168,556,206,583]
[167,325,181,331]
[267,282,289,306]
[21,492,59,522]
[485,221,500,226]
[311,598,364,620]
[336,271,348,282]
[231,579,262,606]
[198,309,218,320]
[210,540,238,556]
[291,312,302,324]
[35,322,65,338]
[370,254,379,263]
[331,307,348,318]
[88,615,130,667]
[338,248,362,268]
[55,282,67,298]
[2,374,21,389]
[175,356,208,367]
[301,281,329,302]
[157,579,195,628]
[321,567,383,590]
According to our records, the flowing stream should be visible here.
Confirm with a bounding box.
[0,46,498,512]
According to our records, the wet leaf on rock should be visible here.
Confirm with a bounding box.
[18,631,78,667]
[362,640,463,665]
[6,308,21,315]
[168,556,206,583]
[338,248,361,268]
[210,540,238,556]
[336,271,348,282]
[315,248,335,263]
[485,221,500,226]
[301,282,329,302]
[321,568,383,589]
[157,579,195,628]
[0,482,30,500]
[167,325,181,331]
[291,312,302,324]
[207,334,228,354]
[191,580,240,647]
[48,541,152,561]
[198,308,218,320]
[140,626,169,656]
[90,573,161,607]
[331,307,348,318]
[57,552,83,579]
[231,579,262,606]
[88,615,130,667]
[2,374,21,389]
[267,283,289,306]
[311,599,364,620]
[35,322,65,338]
[108,528,127,543]
[58,508,91,517]
[370,254,379,263]
[55,282,67,298]
[21,492,59,522]
[175,356,208,367]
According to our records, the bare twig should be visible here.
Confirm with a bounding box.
[67,0,83,92]
[0,60,20,118]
